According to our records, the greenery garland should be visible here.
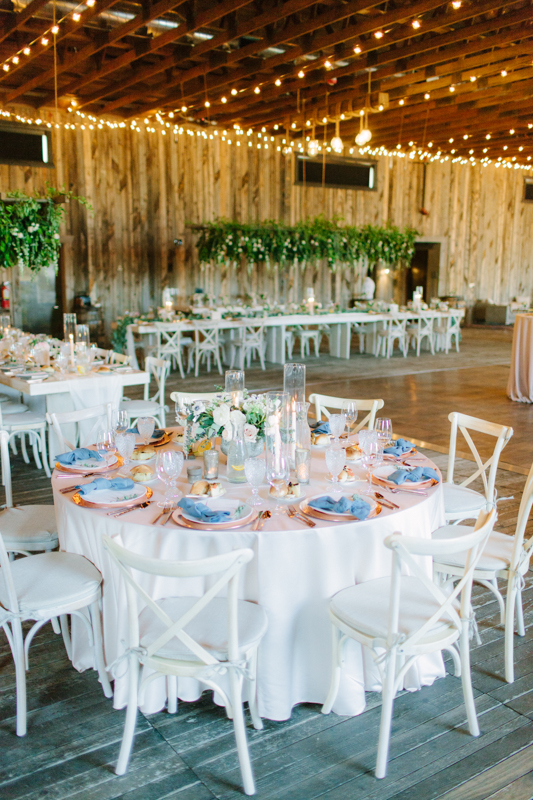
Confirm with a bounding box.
[0,184,91,273]
[192,216,419,272]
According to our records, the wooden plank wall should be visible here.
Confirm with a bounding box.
[0,119,532,334]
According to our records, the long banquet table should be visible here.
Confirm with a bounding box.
[126,309,464,369]
[53,437,446,721]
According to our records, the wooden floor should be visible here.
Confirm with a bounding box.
[2,326,533,800]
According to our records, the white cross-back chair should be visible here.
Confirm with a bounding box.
[374,318,408,358]
[407,314,435,356]
[309,393,384,433]
[434,312,461,353]
[0,430,57,555]
[91,347,111,363]
[351,321,370,353]
[322,508,496,779]
[228,323,266,370]
[109,351,132,366]
[102,536,268,794]
[444,412,513,523]
[434,460,533,684]
[170,391,221,411]
[0,404,50,478]
[0,529,112,737]
[155,322,193,380]
[46,402,114,453]
[120,356,170,428]
[188,322,223,377]
[293,325,321,358]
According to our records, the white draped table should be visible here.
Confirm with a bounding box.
[507,313,533,403]
[54,443,446,721]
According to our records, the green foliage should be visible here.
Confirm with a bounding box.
[0,184,91,273]
[192,217,419,271]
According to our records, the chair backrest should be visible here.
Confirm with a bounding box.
[446,412,514,502]
[109,351,132,365]
[0,528,20,613]
[154,323,185,358]
[0,429,13,508]
[385,508,496,650]
[92,347,110,363]
[143,356,170,404]
[102,535,254,667]
[170,391,221,409]
[46,403,114,452]
[308,393,384,433]
[193,321,220,350]
[509,460,533,574]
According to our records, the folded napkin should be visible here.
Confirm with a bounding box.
[387,466,440,485]
[178,497,231,523]
[126,426,165,439]
[77,477,135,495]
[57,448,103,465]
[383,438,415,456]
[308,494,371,520]
[310,421,330,434]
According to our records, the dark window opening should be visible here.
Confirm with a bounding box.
[295,155,376,190]
[0,124,53,167]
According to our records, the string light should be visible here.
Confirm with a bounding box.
[324,60,332,69]
[399,98,405,105]
[41,37,49,45]
[510,128,515,134]
[254,86,260,94]
[221,96,227,103]
[51,24,59,34]
[452,1,461,8]
[470,75,476,82]
[449,85,455,92]
[486,134,491,139]
[412,20,421,29]
[231,88,238,95]
[424,93,430,99]
[275,79,281,86]
[374,31,384,39]
[501,70,507,77]
[204,100,210,107]
[353,45,361,54]
[23,47,30,56]
[12,56,19,64]
[73,12,80,20]
[298,70,305,78]
[2,64,9,72]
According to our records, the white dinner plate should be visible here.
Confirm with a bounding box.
[181,497,252,525]
[59,454,118,471]
[304,492,377,517]
[373,464,434,488]
[81,483,147,506]
[270,489,307,503]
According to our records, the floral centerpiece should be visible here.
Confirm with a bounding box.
[185,391,267,456]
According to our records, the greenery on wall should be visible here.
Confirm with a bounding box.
[0,185,91,273]
[192,217,419,272]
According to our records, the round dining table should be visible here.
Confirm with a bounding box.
[507,313,533,403]
[53,437,446,721]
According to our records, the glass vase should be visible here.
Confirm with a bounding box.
[227,419,247,484]
[283,363,306,468]
[225,369,245,408]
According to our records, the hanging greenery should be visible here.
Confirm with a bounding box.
[191,217,419,272]
[0,184,91,273]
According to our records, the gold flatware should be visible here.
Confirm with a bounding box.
[160,505,176,525]
[108,501,152,517]
[373,492,400,509]
[257,510,271,530]
[252,511,264,531]
[59,485,79,494]
[152,506,171,524]
[287,505,316,527]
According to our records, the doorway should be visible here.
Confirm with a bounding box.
[395,242,441,305]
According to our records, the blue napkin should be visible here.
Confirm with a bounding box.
[308,494,371,520]
[127,426,165,439]
[57,448,103,465]
[383,438,415,456]
[310,421,330,434]
[178,497,231,523]
[77,477,135,495]
[387,466,439,485]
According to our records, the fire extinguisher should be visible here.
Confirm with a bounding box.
[1,282,10,309]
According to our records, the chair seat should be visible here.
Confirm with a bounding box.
[139,596,268,661]
[0,551,102,616]
[330,576,456,643]
[443,483,485,515]
[120,400,160,415]
[2,411,45,428]
[433,526,515,574]
[0,505,58,550]
[2,403,29,416]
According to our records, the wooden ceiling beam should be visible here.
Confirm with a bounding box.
[0,0,49,46]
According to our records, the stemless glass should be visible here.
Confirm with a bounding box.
[113,409,129,435]
[137,416,155,445]
[116,432,136,474]
[375,417,393,463]
[96,430,116,476]
[155,450,183,507]
[329,413,346,442]
[245,457,266,506]
[342,400,358,435]
[325,445,346,485]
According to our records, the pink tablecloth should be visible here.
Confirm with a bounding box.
[508,314,533,403]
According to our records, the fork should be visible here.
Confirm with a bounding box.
[288,505,316,527]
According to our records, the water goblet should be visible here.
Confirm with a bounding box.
[113,409,129,435]
[325,445,346,488]
[329,413,346,442]
[96,430,117,477]
[137,416,155,445]
[244,457,266,507]
[115,432,136,475]
[375,417,393,463]
[361,440,380,495]
[155,450,184,508]
[266,453,289,515]
[342,400,358,436]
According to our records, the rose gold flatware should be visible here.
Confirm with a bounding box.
[373,492,399,509]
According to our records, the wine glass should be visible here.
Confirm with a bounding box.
[137,416,155,445]
[245,457,266,507]
[342,400,358,437]
[375,417,393,463]
[325,445,346,488]
[266,453,289,515]
[328,413,346,442]
[96,430,117,477]
[113,410,129,435]
[361,439,380,495]
[155,450,184,508]
[115,432,136,475]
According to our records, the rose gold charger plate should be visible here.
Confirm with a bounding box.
[55,455,125,474]
[73,486,153,509]
[134,432,173,449]
[300,501,382,523]
[171,509,259,531]
[372,475,438,491]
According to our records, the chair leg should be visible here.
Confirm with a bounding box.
[115,655,140,775]
[229,667,256,795]
[505,579,518,684]
[516,583,525,637]
[459,622,480,737]
[11,620,27,736]
[247,649,263,731]
[60,614,73,660]
[89,599,113,698]
[322,626,343,715]
[375,651,397,779]
[167,676,178,714]
[20,434,30,464]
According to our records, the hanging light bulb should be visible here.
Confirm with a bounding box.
[307,124,319,156]
[330,118,343,153]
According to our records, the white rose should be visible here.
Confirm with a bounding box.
[244,423,258,442]
[222,425,232,441]
[230,409,246,426]
[213,404,230,427]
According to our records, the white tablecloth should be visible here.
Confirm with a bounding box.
[54,445,446,720]
[508,313,533,402]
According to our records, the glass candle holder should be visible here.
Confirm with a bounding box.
[295,448,311,484]
[76,324,90,346]
[225,369,245,408]
[203,448,219,481]
[63,313,77,343]
[284,363,306,467]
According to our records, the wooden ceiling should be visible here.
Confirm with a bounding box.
[0,0,532,159]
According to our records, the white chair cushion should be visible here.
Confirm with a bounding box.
[330,576,456,642]
[120,400,160,414]
[0,505,58,549]
[443,483,485,515]
[0,552,102,616]
[139,596,268,661]
[433,525,514,574]
[2,402,29,415]
[3,412,45,428]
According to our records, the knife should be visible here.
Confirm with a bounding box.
[160,506,175,525]
[252,511,264,531]
[108,501,151,517]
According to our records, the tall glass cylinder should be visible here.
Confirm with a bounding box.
[76,324,90,346]
[283,363,306,467]
[265,391,289,476]
[225,369,245,408]
[63,313,77,343]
